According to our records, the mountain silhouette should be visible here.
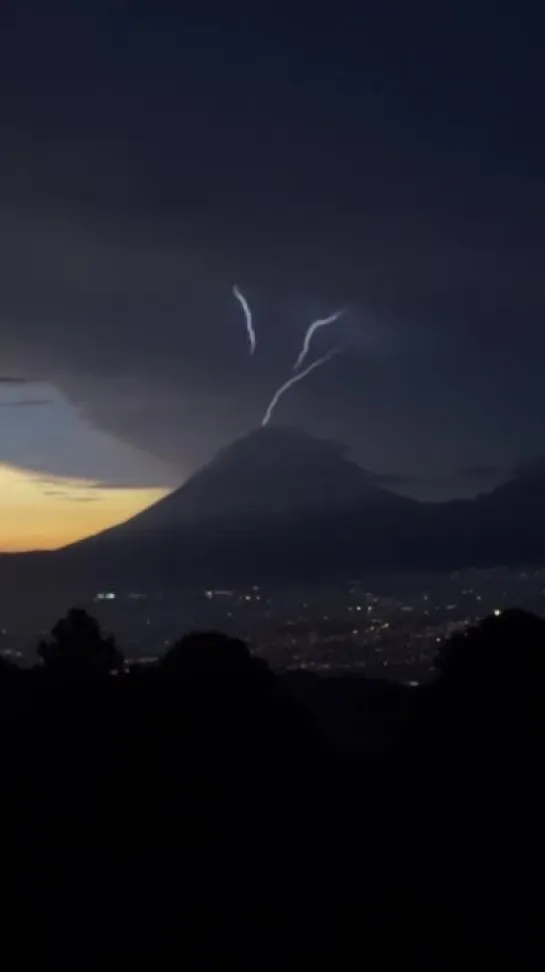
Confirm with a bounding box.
[3,427,545,592]
[52,426,422,587]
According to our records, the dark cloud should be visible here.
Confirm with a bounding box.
[514,456,545,479]
[1,5,544,497]
[0,399,53,407]
[86,481,157,491]
[0,377,29,384]
[39,481,97,502]
[460,465,505,481]
[42,488,99,503]
[368,472,416,488]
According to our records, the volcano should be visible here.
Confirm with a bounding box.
[50,425,426,587]
[1,427,423,591]
[4,426,545,594]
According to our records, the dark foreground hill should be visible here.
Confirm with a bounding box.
[1,610,543,966]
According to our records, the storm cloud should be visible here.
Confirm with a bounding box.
[1,5,545,496]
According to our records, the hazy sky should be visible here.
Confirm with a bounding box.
[2,4,545,547]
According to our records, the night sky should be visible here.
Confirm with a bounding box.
[2,3,545,548]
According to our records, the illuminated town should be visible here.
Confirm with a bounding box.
[2,566,545,682]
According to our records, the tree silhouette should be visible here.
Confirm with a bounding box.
[436,608,545,693]
[38,607,123,675]
[0,653,18,679]
[160,630,253,676]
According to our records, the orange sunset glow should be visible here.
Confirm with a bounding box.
[0,464,169,552]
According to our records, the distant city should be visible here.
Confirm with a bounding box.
[3,566,545,682]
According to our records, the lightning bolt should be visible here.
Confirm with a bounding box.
[262,348,340,426]
[232,285,256,355]
[293,309,344,371]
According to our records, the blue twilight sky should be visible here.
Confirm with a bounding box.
[0,381,177,487]
[0,380,174,549]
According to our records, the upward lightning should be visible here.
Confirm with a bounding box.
[262,348,340,426]
[232,285,256,355]
[293,309,344,371]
